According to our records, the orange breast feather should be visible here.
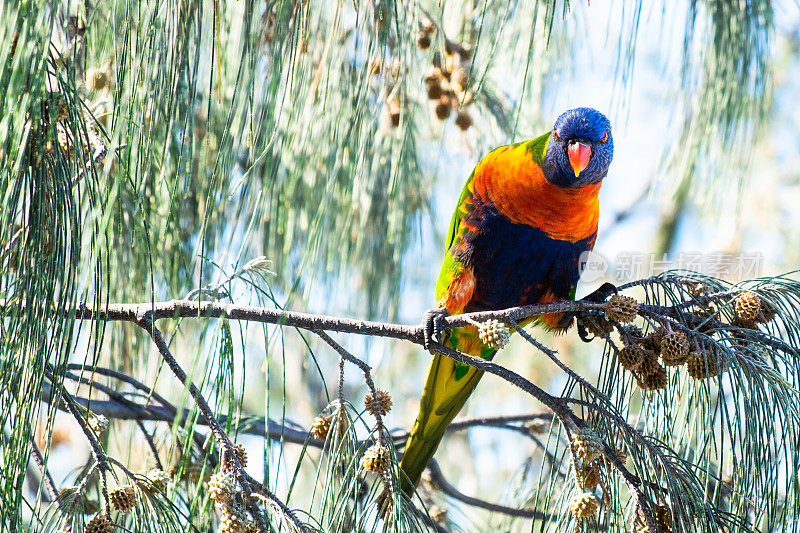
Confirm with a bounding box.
[470,144,600,243]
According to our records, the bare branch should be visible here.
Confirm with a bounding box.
[29,438,62,510]
[38,298,606,344]
[426,460,554,520]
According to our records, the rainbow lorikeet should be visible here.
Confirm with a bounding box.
[399,107,614,493]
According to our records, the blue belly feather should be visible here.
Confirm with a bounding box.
[453,201,594,312]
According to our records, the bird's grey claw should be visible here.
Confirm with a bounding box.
[422,307,449,351]
[576,320,593,343]
[584,282,618,303]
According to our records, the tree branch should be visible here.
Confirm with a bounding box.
[426,460,555,520]
[46,298,605,344]
[29,438,62,510]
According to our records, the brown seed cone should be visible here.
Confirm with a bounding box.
[654,504,672,532]
[208,470,236,503]
[310,414,333,440]
[218,502,249,533]
[577,464,602,489]
[377,484,393,520]
[572,427,603,463]
[222,443,248,471]
[429,505,448,523]
[649,327,667,353]
[85,515,114,533]
[637,350,661,375]
[606,294,639,323]
[455,110,473,131]
[234,444,247,467]
[362,443,391,474]
[425,70,442,86]
[684,280,709,298]
[145,469,170,492]
[426,82,443,100]
[735,291,761,322]
[417,32,431,49]
[388,110,401,128]
[583,315,614,338]
[365,389,393,416]
[87,68,109,91]
[569,491,599,518]
[637,334,659,353]
[618,345,645,372]
[109,485,136,512]
[660,331,690,366]
[685,351,722,380]
[434,97,451,120]
[620,325,644,344]
[637,360,667,391]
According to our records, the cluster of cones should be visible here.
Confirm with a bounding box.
[206,444,261,533]
[568,426,672,532]
[586,290,775,391]
[83,469,169,532]
[416,17,475,131]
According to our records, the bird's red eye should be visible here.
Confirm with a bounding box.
[600,131,608,143]
[553,131,560,141]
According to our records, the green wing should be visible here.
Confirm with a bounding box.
[435,134,550,303]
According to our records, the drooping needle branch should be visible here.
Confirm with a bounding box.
[133,316,301,531]
[42,372,560,518]
[18,293,709,530]
[52,298,605,343]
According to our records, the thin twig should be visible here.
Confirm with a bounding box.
[509,319,615,408]
[40,382,312,445]
[65,364,177,414]
[47,378,112,519]
[427,340,576,429]
[29,437,62,510]
[426,460,555,520]
[135,420,164,470]
[135,316,303,531]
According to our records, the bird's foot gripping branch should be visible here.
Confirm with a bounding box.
[15,272,800,532]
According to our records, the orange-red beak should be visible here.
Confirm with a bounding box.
[567,142,592,177]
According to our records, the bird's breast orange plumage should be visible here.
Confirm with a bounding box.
[470,143,600,243]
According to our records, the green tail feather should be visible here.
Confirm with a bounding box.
[399,344,494,494]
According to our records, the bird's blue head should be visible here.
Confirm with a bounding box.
[542,107,613,188]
